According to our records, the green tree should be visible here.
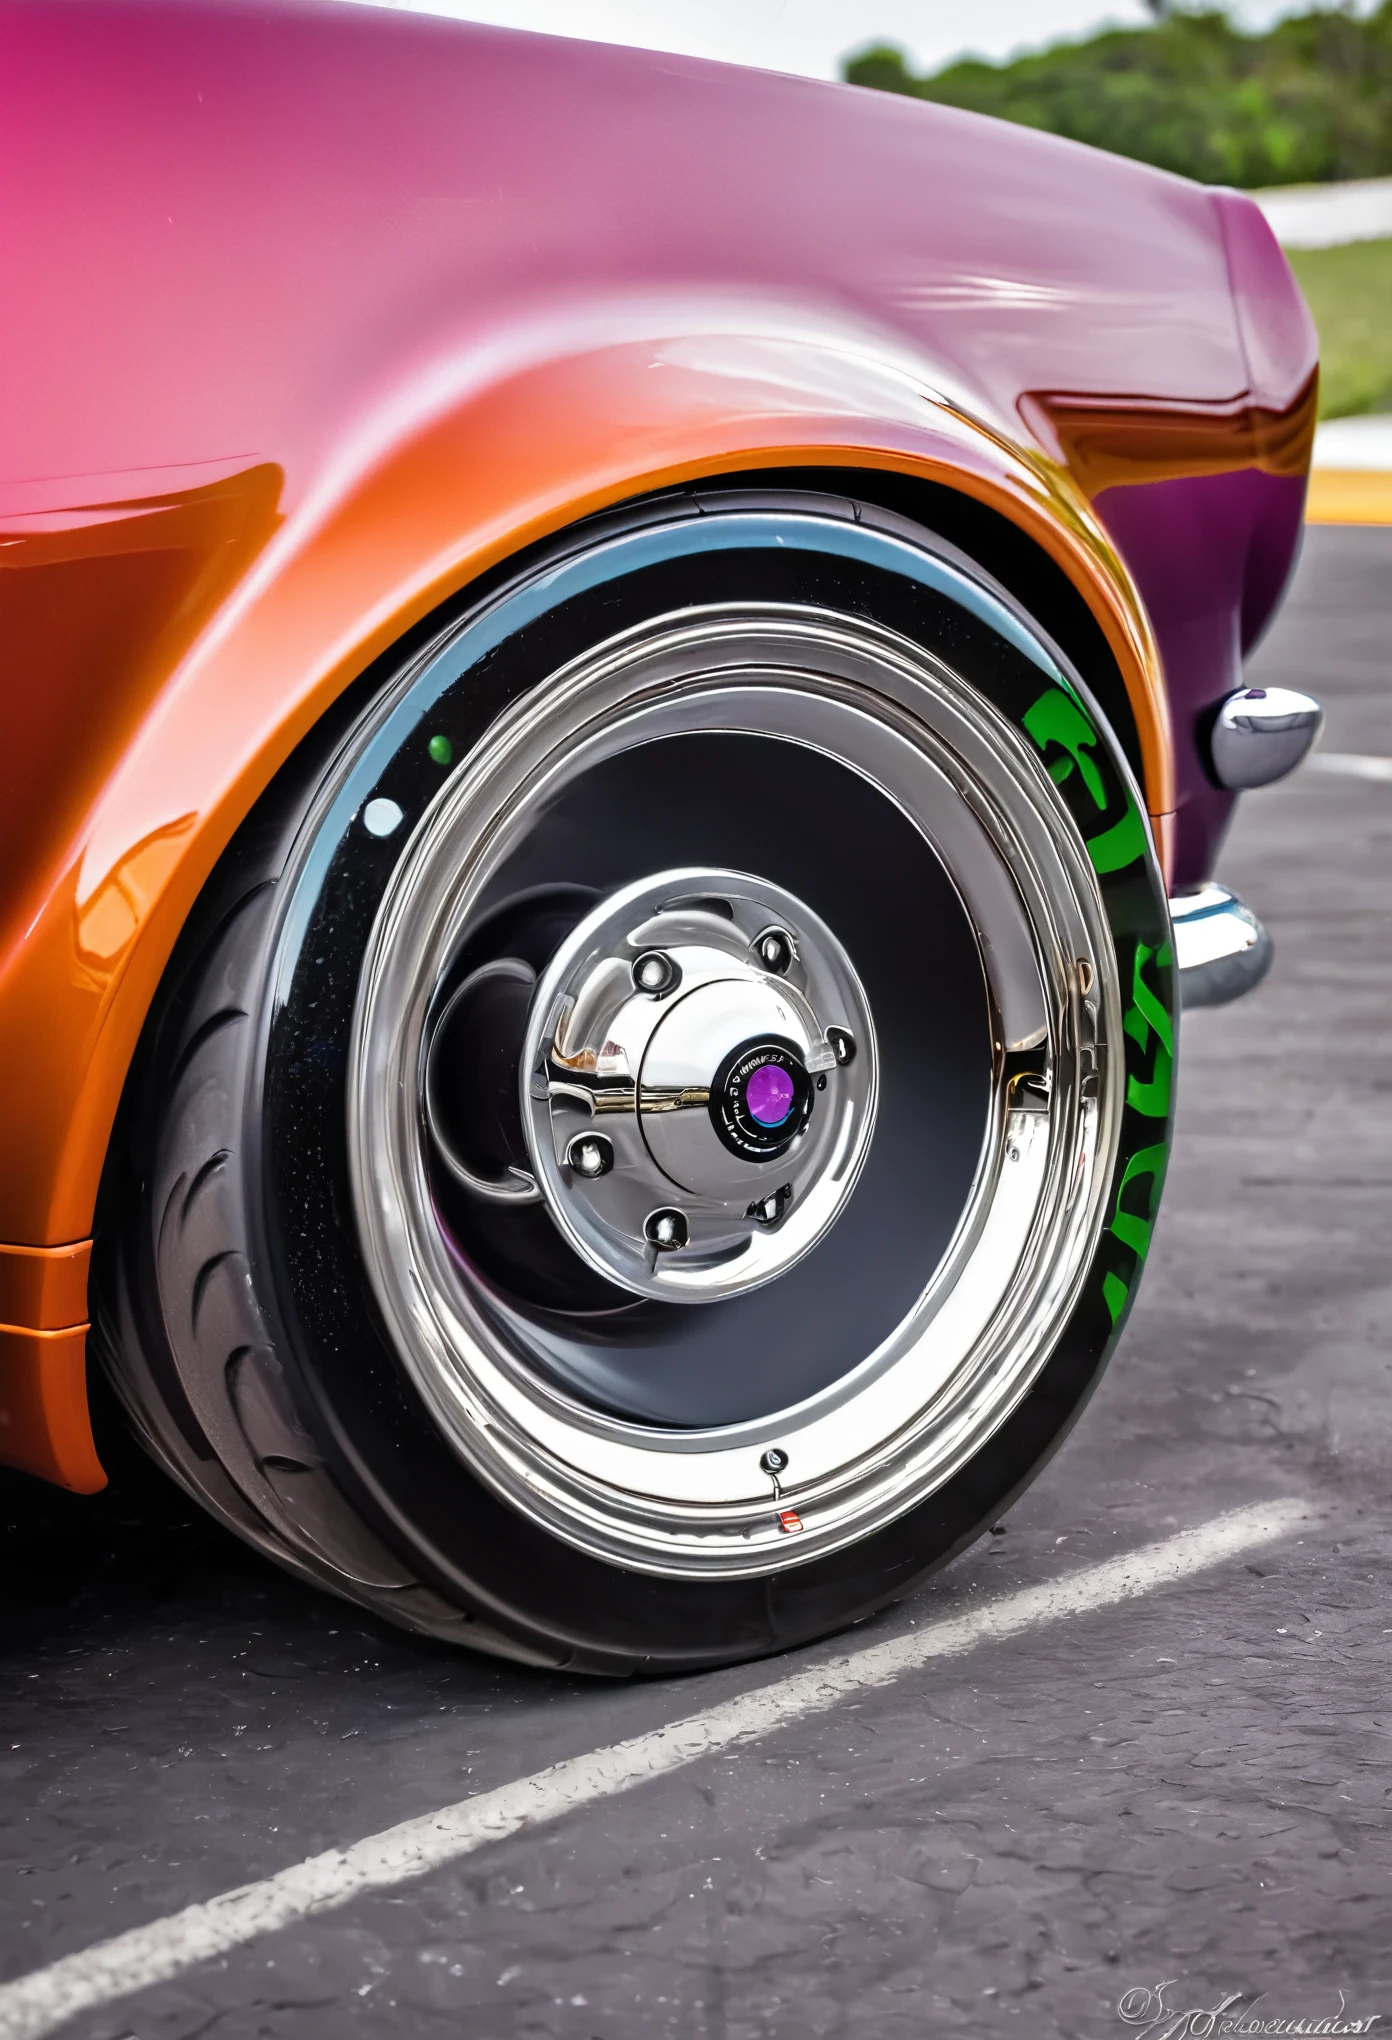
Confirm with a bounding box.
[844,5,1392,187]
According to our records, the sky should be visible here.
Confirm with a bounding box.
[344,0,1349,83]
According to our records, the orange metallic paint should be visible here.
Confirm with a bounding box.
[0,1242,92,1332]
[0,1327,104,1493]
[0,330,1177,1258]
[0,465,284,968]
[1023,371,1319,498]
[0,334,1178,1487]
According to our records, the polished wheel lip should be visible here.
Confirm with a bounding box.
[347,604,1123,1579]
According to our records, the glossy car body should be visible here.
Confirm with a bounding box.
[0,0,1315,1496]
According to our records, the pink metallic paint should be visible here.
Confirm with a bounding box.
[0,0,1314,1486]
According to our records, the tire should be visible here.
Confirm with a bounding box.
[94,489,1176,1675]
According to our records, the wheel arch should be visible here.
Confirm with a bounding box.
[0,313,1173,1485]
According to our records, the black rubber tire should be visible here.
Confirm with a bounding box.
[92,765,558,1664]
[94,489,1176,1675]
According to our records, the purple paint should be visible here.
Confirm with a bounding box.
[746,1064,795,1126]
[1093,465,1307,888]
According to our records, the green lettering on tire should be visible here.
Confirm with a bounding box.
[1023,689,1106,810]
[1124,940,1173,1118]
[1022,693,1172,1332]
[1023,687,1147,877]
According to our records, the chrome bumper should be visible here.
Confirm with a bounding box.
[1168,682,1317,1009]
[1209,686,1323,789]
[1170,885,1273,1009]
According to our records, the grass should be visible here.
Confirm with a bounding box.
[1285,236,1392,417]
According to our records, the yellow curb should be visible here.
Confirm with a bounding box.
[1306,469,1392,525]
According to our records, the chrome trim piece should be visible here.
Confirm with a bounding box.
[1210,686,1323,790]
[1170,884,1273,1008]
[347,606,1124,1579]
[423,959,543,1203]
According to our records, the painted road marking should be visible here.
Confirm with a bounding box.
[1306,474,1392,526]
[1305,425,1392,525]
[1306,751,1392,782]
[1312,418,1392,471]
[0,1497,1311,2040]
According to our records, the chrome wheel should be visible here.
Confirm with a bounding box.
[349,606,1123,1578]
[107,491,1173,1669]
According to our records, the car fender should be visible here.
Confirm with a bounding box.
[0,298,1170,1487]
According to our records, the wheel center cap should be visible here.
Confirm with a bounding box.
[710,1038,810,1157]
[745,1059,796,1126]
[638,979,816,1196]
[519,867,877,1302]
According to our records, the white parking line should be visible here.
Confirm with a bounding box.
[0,1497,1311,2040]
[1305,751,1392,783]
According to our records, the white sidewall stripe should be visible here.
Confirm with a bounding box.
[0,1497,1311,2040]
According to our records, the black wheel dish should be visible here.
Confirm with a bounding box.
[101,491,1175,1674]
[416,731,989,1426]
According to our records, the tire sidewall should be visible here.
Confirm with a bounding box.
[247,497,1176,1671]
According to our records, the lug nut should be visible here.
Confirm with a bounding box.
[645,1207,689,1250]
[756,928,794,975]
[633,950,679,996]
[567,1133,614,1179]
[747,1184,792,1227]
[826,1026,856,1067]
[760,1447,789,1476]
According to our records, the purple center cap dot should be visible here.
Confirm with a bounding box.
[746,1063,795,1127]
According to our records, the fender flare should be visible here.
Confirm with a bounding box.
[0,303,1172,1484]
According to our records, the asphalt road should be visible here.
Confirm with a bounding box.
[2,525,1391,2040]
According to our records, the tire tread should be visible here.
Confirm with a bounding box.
[94,783,556,1661]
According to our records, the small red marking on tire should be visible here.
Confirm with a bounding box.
[778,1508,803,1533]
